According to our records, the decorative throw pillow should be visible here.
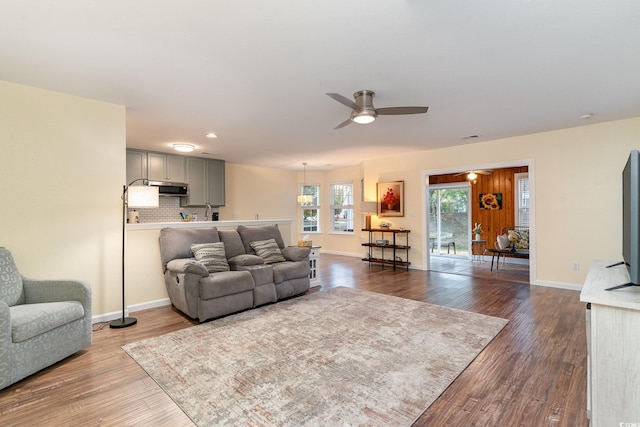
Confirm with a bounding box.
[496,234,510,250]
[512,229,529,249]
[191,242,230,273]
[250,239,287,264]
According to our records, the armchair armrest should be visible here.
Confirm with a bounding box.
[282,246,310,262]
[0,300,11,388]
[21,278,92,324]
[22,277,91,308]
[166,258,209,277]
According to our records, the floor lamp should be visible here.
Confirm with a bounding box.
[361,201,378,229]
[110,179,159,329]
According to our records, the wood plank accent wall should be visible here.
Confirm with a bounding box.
[429,167,528,247]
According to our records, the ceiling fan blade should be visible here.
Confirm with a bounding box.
[333,117,353,130]
[476,170,493,175]
[326,93,358,109]
[376,106,429,115]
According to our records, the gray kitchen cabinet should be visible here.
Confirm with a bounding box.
[206,159,225,206]
[126,150,148,184]
[181,158,225,207]
[148,152,186,182]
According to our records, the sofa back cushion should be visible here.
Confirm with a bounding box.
[237,224,286,254]
[218,229,246,258]
[0,247,24,307]
[159,227,219,270]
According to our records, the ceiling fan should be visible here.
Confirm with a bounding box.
[455,170,493,180]
[326,90,429,129]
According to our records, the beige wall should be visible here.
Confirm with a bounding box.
[362,117,640,286]
[0,81,125,317]
[3,79,639,319]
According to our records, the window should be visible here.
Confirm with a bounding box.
[330,182,353,232]
[515,173,529,227]
[301,184,320,232]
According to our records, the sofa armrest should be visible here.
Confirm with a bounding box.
[166,258,209,277]
[282,246,310,262]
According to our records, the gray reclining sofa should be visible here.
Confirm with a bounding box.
[159,224,311,322]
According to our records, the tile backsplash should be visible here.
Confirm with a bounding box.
[127,197,219,223]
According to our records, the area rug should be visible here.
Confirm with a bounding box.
[123,287,508,426]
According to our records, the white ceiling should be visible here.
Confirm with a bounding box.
[2,1,640,171]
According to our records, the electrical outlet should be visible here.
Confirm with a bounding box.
[572,262,580,271]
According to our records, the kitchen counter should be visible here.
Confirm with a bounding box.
[127,219,292,231]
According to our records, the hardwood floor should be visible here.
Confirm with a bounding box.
[0,254,588,426]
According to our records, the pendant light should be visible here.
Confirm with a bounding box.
[297,162,313,204]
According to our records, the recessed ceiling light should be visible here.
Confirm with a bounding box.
[579,113,594,120]
[172,143,195,152]
[206,133,218,138]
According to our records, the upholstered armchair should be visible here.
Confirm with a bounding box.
[0,247,92,390]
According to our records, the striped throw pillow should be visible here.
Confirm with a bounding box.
[250,239,286,264]
[191,242,230,273]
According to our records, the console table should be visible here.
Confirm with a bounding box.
[580,261,640,425]
[362,228,410,270]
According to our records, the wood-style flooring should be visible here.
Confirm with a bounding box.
[0,254,588,426]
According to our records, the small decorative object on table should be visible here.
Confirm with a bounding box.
[379,221,391,229]
[472,222,483,241]
[507,231,520,252]
[298,234,312,247]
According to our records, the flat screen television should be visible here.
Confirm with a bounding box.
[607,150,640,290]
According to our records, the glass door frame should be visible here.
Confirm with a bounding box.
[428,182,472,258]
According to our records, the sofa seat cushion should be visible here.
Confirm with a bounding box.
[10,301,85,343]
[234,264,273,286]
[272,261,310,284]
[199,271,254,300]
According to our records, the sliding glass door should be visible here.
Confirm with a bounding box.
[428,184,470,257]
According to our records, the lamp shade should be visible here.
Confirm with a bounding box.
[361,201,378,214]
[298,194,313,204]
[127,185,159,208]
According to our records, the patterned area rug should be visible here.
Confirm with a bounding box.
[123,287,507,426]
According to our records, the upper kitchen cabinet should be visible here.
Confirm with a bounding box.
[148,152,186,182]
[181,158,225,207]
[126,150,148,184]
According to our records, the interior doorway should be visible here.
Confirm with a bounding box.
[422,160,536,285]
[429,183,471,258]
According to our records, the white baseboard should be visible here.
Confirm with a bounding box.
[92,298,171,324]
[321,250,362,258]
[531,280,582,292]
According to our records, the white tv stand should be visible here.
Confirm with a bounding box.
[580,261,640,426]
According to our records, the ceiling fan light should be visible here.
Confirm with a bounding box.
[467,172,477,180]
[352,110,377,125]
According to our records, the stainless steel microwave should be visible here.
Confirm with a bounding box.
[148,181,189,196]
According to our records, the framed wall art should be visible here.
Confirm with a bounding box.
[377,181,404,217]
[479,192,502,210]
